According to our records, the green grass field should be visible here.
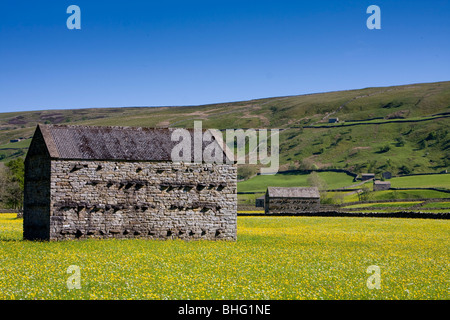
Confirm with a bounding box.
[0,139,30,161]
[0,214,448,300]
[343,202,422,209]
[237,172,355,193]
[390,174,450,189]
[421,202,450,209]
[325,189,450,205]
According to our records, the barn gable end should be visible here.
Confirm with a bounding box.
[24,125,52,240]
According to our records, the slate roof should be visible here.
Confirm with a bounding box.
[35,124,232,162]
[373,180,391,185]
[266,187,320,198]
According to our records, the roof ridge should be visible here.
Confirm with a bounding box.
[32,124,232,162]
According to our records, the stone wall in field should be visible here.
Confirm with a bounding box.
[49,160,237,241]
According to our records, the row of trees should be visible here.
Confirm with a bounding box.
[0,158,24,210]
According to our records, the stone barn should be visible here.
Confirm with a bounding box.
[382,171,392,180]
[23,124,237,241]
[373,180,391,191]
[361,173,375,181]
[264,187,320,214]
[328,118,339,123]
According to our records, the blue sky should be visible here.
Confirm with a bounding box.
[0,0,449,112]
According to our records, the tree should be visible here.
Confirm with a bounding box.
[5,158,24,189]
[395,137,405,147]
[307,171,328,199]
[0,164,7,206]
[378,144,390,153]
[237,165,257,181]
[399,165,411,175]
[358,185,373,202]
[1,158,25,210]
[418,140,427,150]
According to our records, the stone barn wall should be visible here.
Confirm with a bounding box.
[264,196,320,214]
[49,160,237,241]
[373,182,391,191]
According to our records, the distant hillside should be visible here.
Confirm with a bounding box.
[1,81,449,175]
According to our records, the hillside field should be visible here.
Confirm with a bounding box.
[0,214,448,300]
[237,171,356,193]
[1,81,449,177]
[237,172,450,203]
[237,172,450,192]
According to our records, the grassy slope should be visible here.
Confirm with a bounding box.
[237,171,355,193]
[1,214,448,299]
[389,174,450,189]
[1,81,449,175]
[237,172,450,205]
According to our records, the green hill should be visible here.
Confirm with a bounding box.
[1,80,449,175]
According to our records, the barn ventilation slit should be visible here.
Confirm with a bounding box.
[125,183,133,190]
[196,184,206,191]
[75,230,83,238]
[70,165,83,173]
[135,183,144,190]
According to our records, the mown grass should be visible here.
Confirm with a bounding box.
[389,174,450,189]
[237,172,355,193]
[0,214,448,300]
[343,202,422,209]
[340,189,450,203]
[421,202,450,209]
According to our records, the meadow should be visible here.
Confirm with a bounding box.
[0,213,448,300]
[237,171,355,193]
[389,174,450,189]
[237,171,450,208]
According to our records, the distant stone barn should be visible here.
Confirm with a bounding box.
[24,124,237,241]
[264,187,320,214]
[373,180,391,191]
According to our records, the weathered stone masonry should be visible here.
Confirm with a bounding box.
[50,160,236,240]
[264,187,320,214]
[24,124,237,241]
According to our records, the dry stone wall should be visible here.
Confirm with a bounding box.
[50,160,237,241]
